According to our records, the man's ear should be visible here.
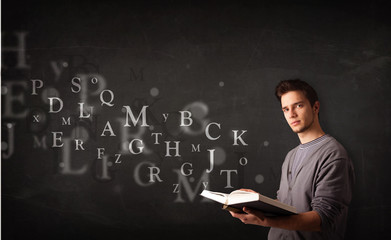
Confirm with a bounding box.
[313,101,320,113]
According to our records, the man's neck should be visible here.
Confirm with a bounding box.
[297,124,325,144]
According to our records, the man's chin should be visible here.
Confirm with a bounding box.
[291,126,306,134]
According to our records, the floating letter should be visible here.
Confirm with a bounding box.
[180,162,193,176]
[151,132,162,144]
[148,166,163,183]
[71,77,81,93]
[232,130,248,146]
[220,170,238,188]
[100,89,114,107]
[206,149,215,173]
[191,144,201,152]
[165,141,180,157]
[52,132,64,147]
[97,148,105,159]
[78,102,93,118]
[75,139,85,150]
[205,122,221,140]
[129,139,144,154]
[30,79,43,95]
[179,111,193,127]
[49,97,63,113]
[101,121,116,136]
[123,105,149,127]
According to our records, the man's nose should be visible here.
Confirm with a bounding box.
[289,109,297,118]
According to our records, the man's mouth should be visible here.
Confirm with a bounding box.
[291,120,300,126]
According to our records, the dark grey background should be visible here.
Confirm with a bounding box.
[2,1,391,239]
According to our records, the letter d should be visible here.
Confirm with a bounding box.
[48,97,63,113]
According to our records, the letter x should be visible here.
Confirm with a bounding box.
[33,115,40,122]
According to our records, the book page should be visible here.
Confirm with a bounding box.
[229,190,257,196]
[200,190,229,204]
[227,190,259,204]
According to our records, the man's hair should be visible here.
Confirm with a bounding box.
[275,79,319,106]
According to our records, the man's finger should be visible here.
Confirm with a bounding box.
[243,207,265,221]
[239,188,257,193]
[243,207,252,214]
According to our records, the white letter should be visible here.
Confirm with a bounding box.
[61,117,71,125]
[101,121,116,136]
[239,157,248,166]
[100,89,114,107]
[191,144,201,152]
[30,79,43,95]
[179,111,193,127]
[220,170,238,188]
[180,162,193,176]
[52,132,64,147]
[151,132,162,144]
[129,139,144,154]
[232,130,248,146]
[165,141,181,157]
[115,154,121,163]
[205,122,221,140]
[48,97,63,113]
[206,149,215,173]
[75,139,85,150]
[123,105,149,127]
[97,148,105,159]
[162,113,169,122]
[148,166,163,182]
[79,102,93,118]
[71,77,81,93]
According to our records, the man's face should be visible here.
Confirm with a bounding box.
[280,90,318,134]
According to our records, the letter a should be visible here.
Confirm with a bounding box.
[101,121,116,136]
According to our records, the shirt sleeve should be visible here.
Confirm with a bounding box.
[311,154,354,235]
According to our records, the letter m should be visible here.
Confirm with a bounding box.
[122,105,149,127]
[33,135,47,149]
[62,117,71,125]
[191,144,201,152]
[173,170,209,203]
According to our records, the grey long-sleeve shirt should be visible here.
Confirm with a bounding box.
[268,134,355,240]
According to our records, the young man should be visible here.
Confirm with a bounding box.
[230,79,354,240]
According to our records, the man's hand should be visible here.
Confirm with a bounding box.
[230,207,322,231]
[230,207,271,227]
[229,189,270,226]
[228,188,321,231]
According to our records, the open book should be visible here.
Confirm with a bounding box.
[200,189,297,216]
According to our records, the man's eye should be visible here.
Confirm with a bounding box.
[283,108,289,112]
[297,104,303,108]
